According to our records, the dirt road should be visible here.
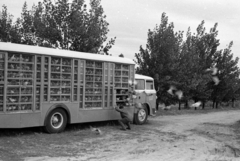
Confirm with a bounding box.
[21,110,240,161]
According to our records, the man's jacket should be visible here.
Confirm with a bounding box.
[115,107,132,122]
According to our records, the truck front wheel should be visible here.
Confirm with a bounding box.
[134,105,148,125]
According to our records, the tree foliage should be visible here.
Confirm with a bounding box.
[0,5,21,43]
[135,13,240,108]
[135,13,184,105]
[0,0,115,54]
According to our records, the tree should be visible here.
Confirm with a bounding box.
[36,0,115,54]
[0,5,13,42]
[1,0,116,54]
[135,13,183,106]
[19,2,36,45]
[181,21,220,109]
[135,14,240,110]
[0,5,22,43]
[211,42,240,108]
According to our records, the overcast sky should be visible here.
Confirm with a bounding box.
[1,0,240,64]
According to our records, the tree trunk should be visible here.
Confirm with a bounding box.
[178,101,181,110]
[232,98,235,108]
[202,101,205,109]
[212,101,215,109]
[216,101,219,109]
[185,100,188,109]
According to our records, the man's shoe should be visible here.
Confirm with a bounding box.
[126,127,131,130]
[120,128,126,131]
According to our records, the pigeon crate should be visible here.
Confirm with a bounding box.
[0,62,4,69]
[7,87,20,95]
[0,86,4,95]
[0,104,3,111]
[8,80,20,85]
[62,59,71,66]
[20,96,32,102]
[0,96,3,103]
[51,65,61,72]
[61,96,70,101]
[62,66,71,73]
[62,74,71,80]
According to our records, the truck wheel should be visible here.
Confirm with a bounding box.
[134,105,148,125]
[44,109,67,133]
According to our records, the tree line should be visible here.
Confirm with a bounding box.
[135,13,240,109]
[1,2,239,109]
[0,0,115,55]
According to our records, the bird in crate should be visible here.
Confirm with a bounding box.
[8,97,17,103]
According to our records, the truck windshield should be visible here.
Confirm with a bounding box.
[135,79,145,90]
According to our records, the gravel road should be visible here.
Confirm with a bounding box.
[24,110,240,161]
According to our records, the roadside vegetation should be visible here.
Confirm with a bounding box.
[156,100,240,116]
[1,0,240,110]
[0,0,115,55]
[135,13,240,110]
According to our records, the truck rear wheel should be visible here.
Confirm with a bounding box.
[44,109,67,133]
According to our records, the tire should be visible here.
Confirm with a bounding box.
[44,109,67,133]
[134,104,148,125]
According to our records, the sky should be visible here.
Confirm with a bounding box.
[1,0,240,64]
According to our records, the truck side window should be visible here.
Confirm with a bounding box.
[146,80,154,90]
[135,79,145,90]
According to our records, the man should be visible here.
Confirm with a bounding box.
[114,105,132,131]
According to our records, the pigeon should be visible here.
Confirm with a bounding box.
[167,85,177,95]
[206,67,218,75]
[90,126,102,135]
[8,97,16,103]
[162,105,171,110]
[10,55,16,61]
[191,101,202,110]
[23,81,29,86]
[206,67,220,85]
[159,103,171,110]
[167,85,183,100]
[212,76,220,85]
[158,103,165,109]
[175,90,183,100]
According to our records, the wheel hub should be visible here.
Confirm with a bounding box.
[51,112,63,128]
[52,116,59,124]
[138,109,146,122]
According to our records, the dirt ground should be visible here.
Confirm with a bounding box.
[1,109,240,161]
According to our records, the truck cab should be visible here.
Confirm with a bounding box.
[132,74,157,124]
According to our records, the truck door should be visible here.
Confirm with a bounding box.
[145,80,156,112]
